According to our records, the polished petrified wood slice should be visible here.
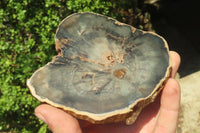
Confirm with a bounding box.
[27,12,171,125]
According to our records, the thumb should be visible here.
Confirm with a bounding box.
[35,104,82,133]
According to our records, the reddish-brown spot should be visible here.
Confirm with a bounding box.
[114,68,128,79]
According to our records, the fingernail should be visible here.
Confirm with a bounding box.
[35,113,48,124]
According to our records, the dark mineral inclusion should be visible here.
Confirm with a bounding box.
[28,13,170,115]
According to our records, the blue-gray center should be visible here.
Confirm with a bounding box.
[30,13,169,114]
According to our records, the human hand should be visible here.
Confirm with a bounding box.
[35,51,181,133]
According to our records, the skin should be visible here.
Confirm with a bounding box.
[35,51,181,133]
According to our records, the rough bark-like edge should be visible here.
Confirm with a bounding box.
[27,12,172,125]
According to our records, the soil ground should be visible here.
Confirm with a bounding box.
[151,0,200,132]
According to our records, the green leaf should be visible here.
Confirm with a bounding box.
[38,124,48,133]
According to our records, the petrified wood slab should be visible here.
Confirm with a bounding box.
[27,12,171,125]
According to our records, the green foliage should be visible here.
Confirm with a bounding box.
[67,0,114,15]
[0,0,152,132]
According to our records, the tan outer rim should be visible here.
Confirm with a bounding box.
[27,12,172,124]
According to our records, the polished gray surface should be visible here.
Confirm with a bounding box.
[30,13,169,114]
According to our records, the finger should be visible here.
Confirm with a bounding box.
[169,51,181,78]
[154,78,181,133]
[35,104,82,133]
